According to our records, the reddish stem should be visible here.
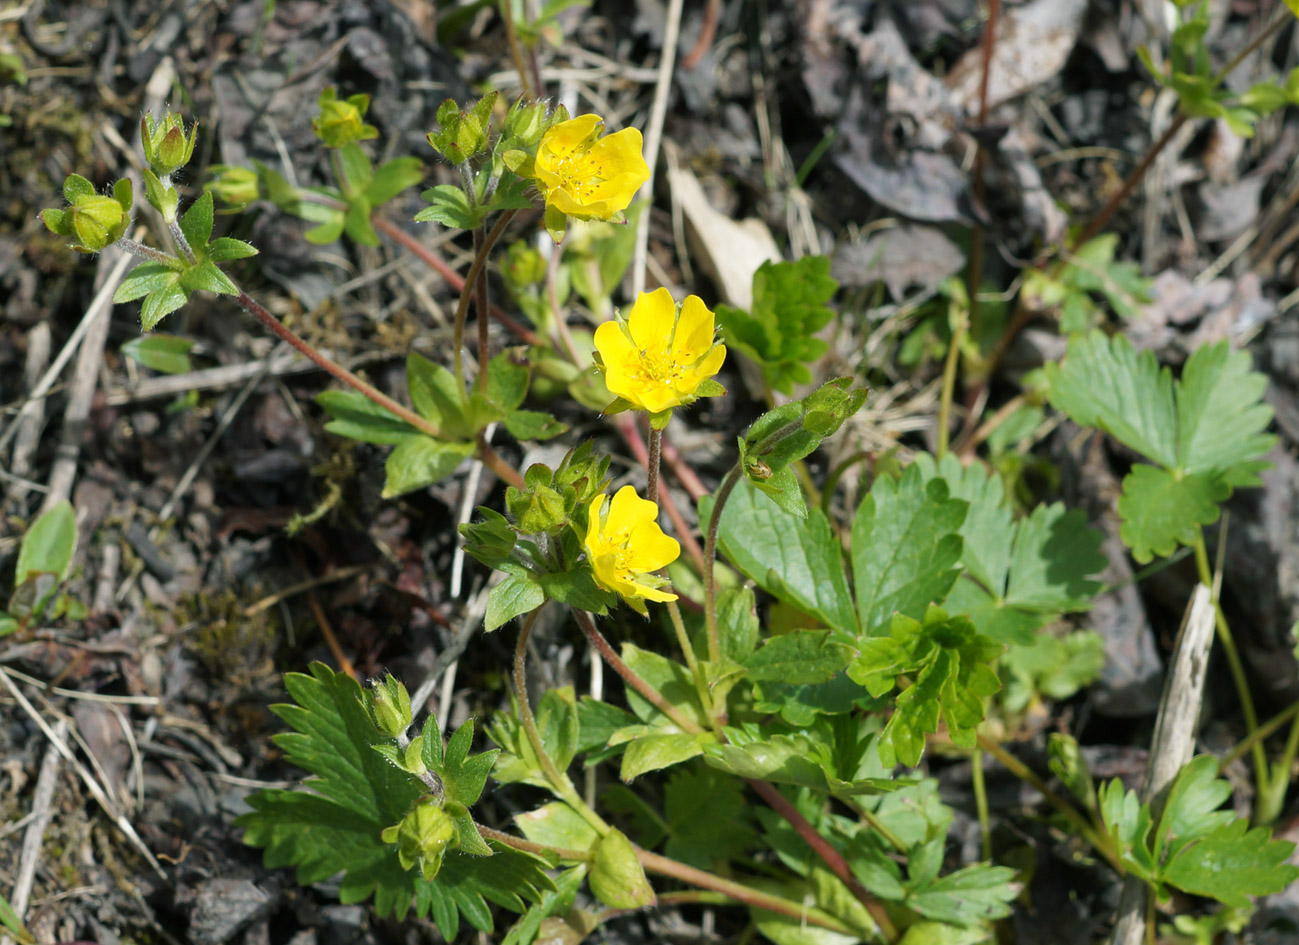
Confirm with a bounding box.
[575,610,701,733]
[235,290,443,439]
[372,216,539,345]
[746,779,898,941]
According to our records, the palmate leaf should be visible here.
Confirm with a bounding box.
[913,453,1105,644]
[1046,333,1275,563]
[238,663,550,933]
[716,256,838,394]
[850,464,967,637]
[1099,756,1299,909]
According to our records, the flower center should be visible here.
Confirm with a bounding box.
[549,149,603,200]
[630,347,684,389]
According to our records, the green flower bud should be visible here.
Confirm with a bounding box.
[366,675,412,738]
[313,87,379,148]
[502,242,547,288]
[40,174,132,253]
[206,165,260,210]
[141,113,198,176]
[380,799,459,881]
[502,98,548,148]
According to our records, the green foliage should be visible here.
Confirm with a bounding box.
[706,478,856,633]
[1099,756,1299,908]
[239,663,551,931]
[848,607,1002,767]
[912,453,1105,644]
[111,191,257,331]
[121,334,196,374]
[3,500,80,637]
[717,256,838,394]
[1046,332,1275,562]
[313,87,379,148]
[733,377,869,517]
[1138,2,1299,136]
[851,465,967,637]
[1022,234,1151,332]
[1001,631,1105,714]
[41,174,133,253]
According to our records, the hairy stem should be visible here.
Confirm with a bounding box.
[575,609,702,733]
[118,238,182,266]
[703,464,744,667]
[474,226,491,392]
[453,210,517,392]
[234,290,443,439]
[514,608,611,835]
[476,825,857,934]
[372,216,540,345]
[646,425,662,506]
[746,779,898,942]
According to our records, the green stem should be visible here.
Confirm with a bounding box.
[665,597,716,730]
[1218,699,1299,771]
[1256,711,1299,826]
[453,210,517,393]
[474,226,491,393]
[514,608,611,836]
[972,749,992,861]
[704,464,744,667]
[1192,530,1269,806]
[840,797,907,854]
[117,238,182,267]
[936,309,966,459]
[498,0,535,99]
[820,450,870,515]
[977,735,1123,873]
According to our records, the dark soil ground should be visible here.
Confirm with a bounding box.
[3,0,1299,943]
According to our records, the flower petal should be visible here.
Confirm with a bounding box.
[607,485,657,534]
[671,295,715,363]
[627,523,680,571]
[627,288,677,351]
[631,582,677,603]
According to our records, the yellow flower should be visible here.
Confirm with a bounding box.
[535,114,649,221]
[585,486,680,613]
[594,288,727,415]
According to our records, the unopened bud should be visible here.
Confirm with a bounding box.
[141,113,198,176]
[381,799,459,881]
[313,87,378,148]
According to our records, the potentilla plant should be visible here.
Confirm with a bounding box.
[38,62,1299,944]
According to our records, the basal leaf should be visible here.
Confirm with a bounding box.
[1045,332,1177,468]
[1163,820,1299,909]
[743,630,852,684]
[1117,465,1226,564]
[15,500,77,586]
[851,465,966,636]
[664,767,756,868]
[1174,341,1275,483]
[706,479,857,634]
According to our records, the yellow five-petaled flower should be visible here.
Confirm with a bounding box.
[594,288,727,416]
[585,486,680,614]
[535,114,649,221]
